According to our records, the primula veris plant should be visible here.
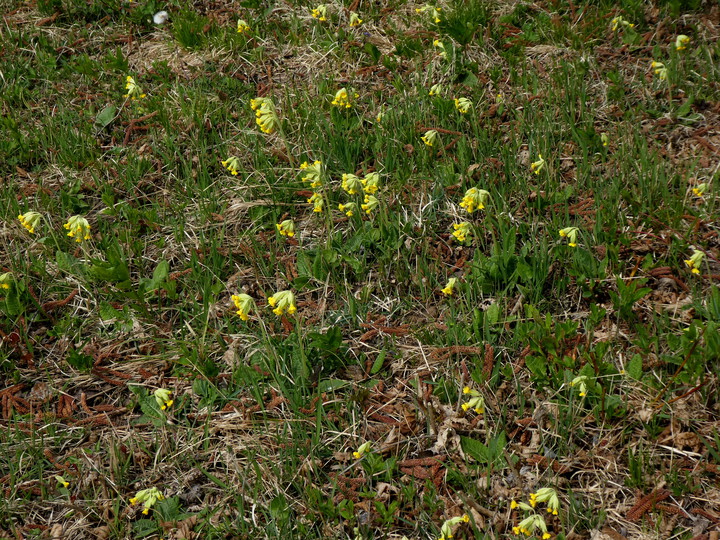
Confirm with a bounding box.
[300,160,323,188]
[454,97,472,114]
[530,154,545,174]
[307,192,324,213]
[691,183,707,198]
[462,387,484,414]
[675,34,690,50]
[559,226,580,247]
[684,249,704,275]
[531,488,560,515]
[348,12,362,27]
[341,173,363,195]
[611,16,634,31]
[311,4,327,21]
[18,211,41,234]
[433,39,447,59]
[353,441,371,459]
[237,19,250,33]
[331,88,357,109]
[429,83,443,96]
[338,202,356,217]
[601,133,610,147]
[570,375,588,397]
[250,97,273,111]
[231,293,255,321]
[0,273,11,290]
[153,388,173,410]
[452,222,471,243]
[459,187,490,213]
[513,514,551,539]
[64,216,91,242]
[651,61,667,80]
[276,219,295,237]
[55,475,69,488]
[221,156,241,176]
[441,277,457,296]
[254,100,279,134]
[438,514,469,540]
[130,487,165,515]
[268,290,297,316]
[416,4,442,23]
[362,172,380,194]
[124,75,146,100]
[361,194,379,215]
[421,129,438,147]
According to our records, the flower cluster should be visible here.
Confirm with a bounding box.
[510,488,560,538]
[530,154,545,174]
[130,487,165,515]
[462,387,485,414]
[307,192,324,213]
[422,129,438,147]
[570,375,589,397]
[311,4,327,21]
[684,249,704,275]
[433,39,447,59]
[610,16,634,31]
[559,226,579,247]
[221,156,240,176]
[459,187,490,213]
[416,4,442,24]
[124,76,146,100]
[353,441,371,459]
[454,97,472,114]
[361,194,379,215]
[300,160,324,188]
[675,34,690,50]
[18,211,41,234]
[349,12,362,27]
[438,514,469,540]
[650,60,667,80]
[154,388,173,410]
[276,219,295,237]
[237,19,250,34]
[251,97,279,134]
[452,222,471,243]
[441,277,457,296]
[268,290,297,316]
[331,88,357,109]
[231,293,256,320]
[0,273,11,290]
[64,215,92,242]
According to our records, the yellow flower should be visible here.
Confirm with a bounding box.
[0,273,12,290]
[441,277,457,296]
[353,441,371,459]
[433,39,447,59]
[342,173,363,195]
[675,34,690,50]
[349,11,362,27]
[268,290,297,316]
[307,192,324,213]
[461,387,484,414]
[559,226,579,247]
[459,187,490,213]
[452,222,471,243]
[63,215,91,242]
[250,97,273,111]
[154,388,173,410]
[651,61,667,80]
[533,487,560,516]
[237,19,250,33]
[338,202,356,217]
[311,4,328,21]
[361,194,379,214]
[691,183,707,198]
[129,487,165,514]
[55,475,69,488]
[376,110,384,123]
[684,249,704,275]
[530,153,545,174]
[331,87,357,108]
[416,4,442,23]
[429,83,443,96]
[421,129,438,147]
[570,375,588,398]
[221,156,241,175]
[231,293,255,321]
[255,101,279,134]
[124,75,146,100]
[18,211,41,234]
[276,219,295,237]
[515,514,549,538]
[611,16,634,31]
[438,515,469,540]
[300,160,324,188]
[361,172,380,194]
[601,133,609,147]
[454,97,472,114]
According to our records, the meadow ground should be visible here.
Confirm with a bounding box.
[1,0,720,538]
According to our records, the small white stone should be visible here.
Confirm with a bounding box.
[153,11,169,24]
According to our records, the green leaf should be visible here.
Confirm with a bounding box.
[627,354,643,380]
[460,436,488,462]
[370,349,386,374]
[66,350,93,372]
[94,105,117,129]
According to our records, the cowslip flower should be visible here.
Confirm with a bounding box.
[416,4,442,23]
[462,387,485,414]
[0,273,12,290]
[651,61,667,80]
[441,277,457,296]
[268,290,297,316]
[452,222,471,243]
[221,156,241,175]
[237,19,250,33]
[675,34,690,50]
[307,192,324,213]
[338,202,356,217]
[611,16,634,31]
[300,160,323,188]
[510,500,534,512]
[64,215,91,242]
[353,441,371,459]
[438,514,469,540]
[55,475,69,488]
[530,154,545,174]
[601,132,609,147]
[691,183,707,198]
[454,97,472,114]
[154,388,173,410]
[362,172,380,194]
[255,102,279,134]
[433,39,447,59]
[570,375,588,397]
[361,194,379,214]
[250,97,273,111]
[276,219,295,237]
[459,187,490,213]
[231,293,255,320]
[375,110,384,123]
[18,211,41,234]
[331,88,357,108]
[559,226,580,247]
[349,11,362,27]
[513,514,550,539]
[130,487,165,515]
[124,76,146,100]
[429,83,443,96]
[342,173,363,195]
[684,249,704,275]
[421,129,438,147]
[532,488,560,515]
[311,4,327,21]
